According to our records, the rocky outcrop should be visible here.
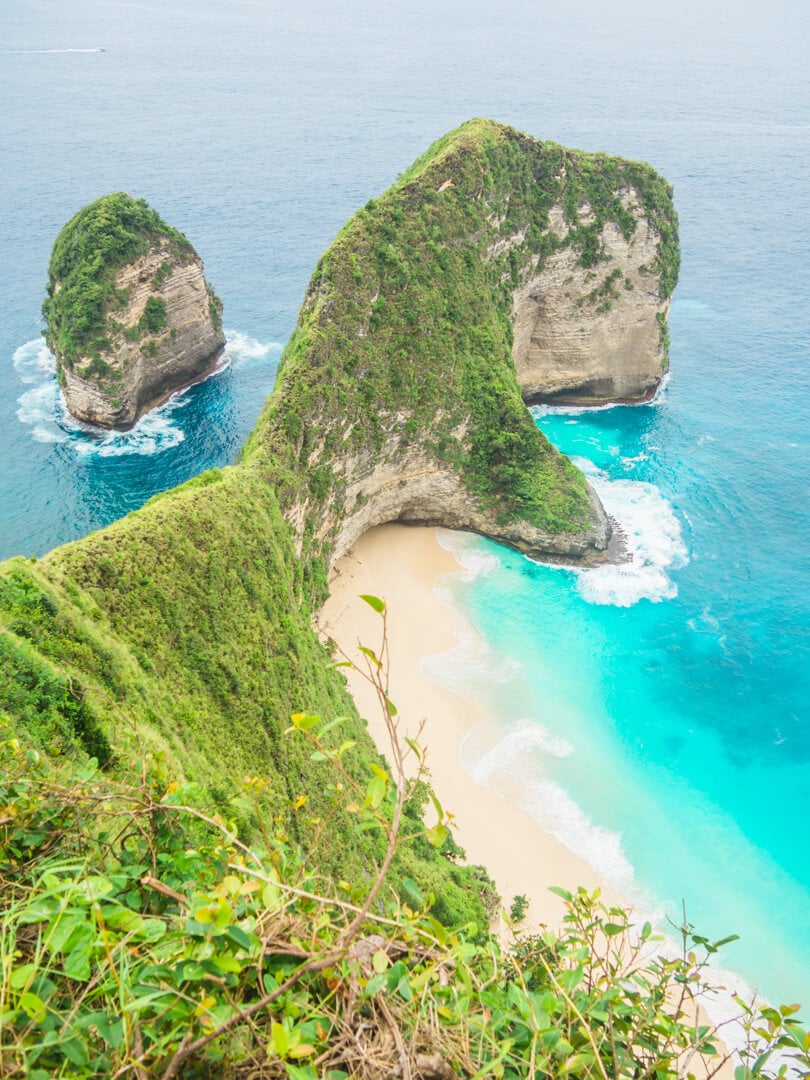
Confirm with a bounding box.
[511,199,671,405]
[311,436,611,566]
[43,193,225,430]
[60,244,225,429]
[246,119,677,570]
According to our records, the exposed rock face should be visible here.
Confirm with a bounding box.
[43,193,225,430]
[310,436,611,567]
[60,244,225,429]
[511,199,670,405]
[243,118,680,571]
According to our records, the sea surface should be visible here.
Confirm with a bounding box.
[2,0,809,1009]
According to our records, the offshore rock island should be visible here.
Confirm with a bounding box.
[42,192,225,429]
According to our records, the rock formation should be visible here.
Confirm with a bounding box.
[245,118,678,569]
[511,200,673,405]
[43,193,225,429]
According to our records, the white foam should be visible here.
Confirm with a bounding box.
[223,329,283,363]
[436,527,500,581]
[469,720,574,785]
[568,459,688,607]
[421,612,521,689]
[11,330,278,457]
[13,337,56,383]
[529,373,671,419]
[3,47,105,54]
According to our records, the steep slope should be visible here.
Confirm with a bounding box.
[244,119,676,570]
[43,193,225,429]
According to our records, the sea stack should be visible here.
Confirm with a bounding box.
[42,193,225,429]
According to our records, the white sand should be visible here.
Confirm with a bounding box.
[318,523,617,930]
[318,523,734,1075]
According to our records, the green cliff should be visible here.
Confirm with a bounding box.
[43,192,225,429]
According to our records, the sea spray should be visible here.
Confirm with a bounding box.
[13,331,279,458]
[570,458,689,607]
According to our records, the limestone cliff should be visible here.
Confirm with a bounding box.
[244,118,677,570]
[43,193,225,429]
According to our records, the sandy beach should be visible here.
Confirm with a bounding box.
[318,522,616,930]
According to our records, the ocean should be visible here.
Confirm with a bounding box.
[1,0,808,1008]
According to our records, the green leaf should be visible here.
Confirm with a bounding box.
[18,992,46,1022]
[272,1020,289,1058]
[359,594,385,614]
[357,645,381,668]
[372,949,389,974]
[603,922,627,937]
[10,963,37,990]
[401,878,425,909]
[290,712,320,731]
[426,823,449,848]
[61,1037,90,1067]
[225,924,252,950]
[366,775,386,809]
[548,886,572,902]
[64,944,93,981]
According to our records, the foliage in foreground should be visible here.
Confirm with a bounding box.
[1,607,807,1079]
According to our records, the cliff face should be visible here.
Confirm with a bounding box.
[245,119,677,570]
[44,194,225,430]
[511,200,671,404]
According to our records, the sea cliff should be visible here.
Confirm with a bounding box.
[245,119,676,572]
[43,193,225,429]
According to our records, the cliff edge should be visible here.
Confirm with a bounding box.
[244,118,677,569]
[42,193,226,429]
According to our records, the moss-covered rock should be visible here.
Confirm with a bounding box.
[43,192,225,429]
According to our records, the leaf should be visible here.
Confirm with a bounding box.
[372,949,389,974]
[401,878,425,909]
[10,963,37,990]
[64,944,93,981]
[426,824,449,849]
[357,645,381,668]
[225,924,252,950]
[290,712,320,731]
[18,992,46,1022]
[548,885,572,901]
[359,594,385,614]
[272,1020,289,1058]
[61,1037,90,1067]
[403,737,424,763]
[366,775,386,809]
[288,1044,316,1058]
[603,922,627,937]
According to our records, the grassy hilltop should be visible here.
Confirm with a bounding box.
[2,122,802,1077]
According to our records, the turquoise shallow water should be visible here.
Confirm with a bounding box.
[1,0,808,1012]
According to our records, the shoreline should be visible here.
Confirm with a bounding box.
[318,522,620,930]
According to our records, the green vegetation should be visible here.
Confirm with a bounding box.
[244,119,678,570]
[42,193,193,371]
[0,122,757,1078]
[1,668,807,1078]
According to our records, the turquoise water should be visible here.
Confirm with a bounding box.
[1,0,808,1011]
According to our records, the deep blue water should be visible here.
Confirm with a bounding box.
[2,0,809,1008]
